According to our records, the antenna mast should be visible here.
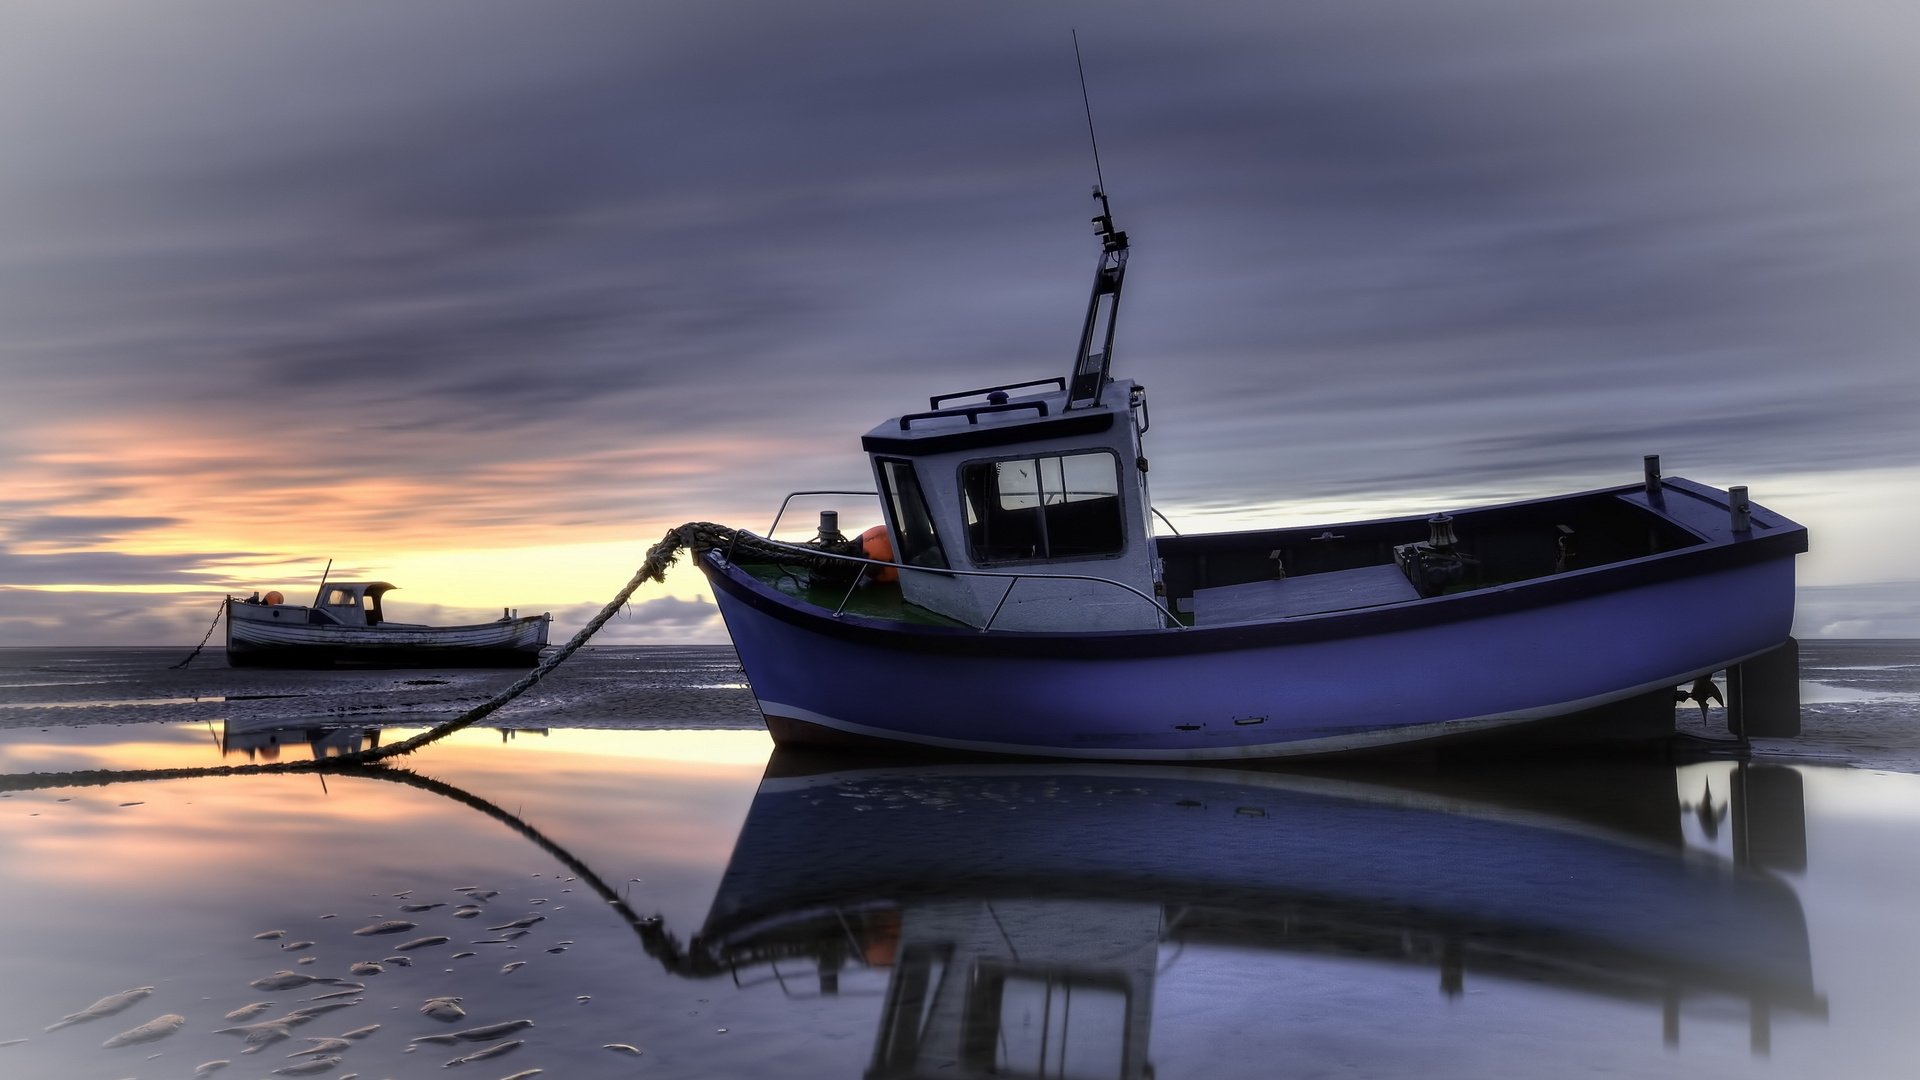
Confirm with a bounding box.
[1065,30,1130,411]
[1074,30,1108,202]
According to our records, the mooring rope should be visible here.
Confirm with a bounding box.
[170,596,229,669]
[317,522,706,765]
[21,522,761,784]
[271,521,749,767]
[0,762,712,976]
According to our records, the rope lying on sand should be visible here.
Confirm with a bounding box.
[16,522,782,785]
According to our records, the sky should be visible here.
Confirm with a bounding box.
[2,0,1918,646]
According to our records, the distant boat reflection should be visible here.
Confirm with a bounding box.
[673,754,1824,1075]
[213,719,547,761]
[215,719,381,762]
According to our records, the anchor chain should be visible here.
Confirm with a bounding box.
[170,597,229,669]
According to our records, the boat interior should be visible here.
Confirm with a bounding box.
[741,482,1710,629]
[1159,488,1706,624]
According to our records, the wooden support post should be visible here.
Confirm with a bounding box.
[1731,762,1808,873]
[1727,638,1800,738]
[1751,999,1772,1056]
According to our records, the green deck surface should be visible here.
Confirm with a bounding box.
[740,562,972,627]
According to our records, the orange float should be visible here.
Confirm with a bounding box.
[857,525,897,584]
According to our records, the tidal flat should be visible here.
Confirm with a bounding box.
[1,642,1917,1078]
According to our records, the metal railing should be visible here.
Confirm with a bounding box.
[722,526,1185,633]
[766,490,882,538]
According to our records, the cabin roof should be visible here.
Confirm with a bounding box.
[321,581,398,597]
[860,384,1126,456]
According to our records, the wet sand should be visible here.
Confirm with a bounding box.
[0,642,1917,1078]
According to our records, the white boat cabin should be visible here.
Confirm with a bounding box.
[309,581,398,627]
[244,581,401,627]
[859,191,1167,632]
[860,377,1164,631]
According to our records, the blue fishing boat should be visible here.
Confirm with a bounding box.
[697,192,1808,760]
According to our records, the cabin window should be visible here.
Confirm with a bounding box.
[961,450,1124,563]
[326,588,353,606]
[870,944,952,1074]
[878,458,950,570]
[964,966,1130,1080]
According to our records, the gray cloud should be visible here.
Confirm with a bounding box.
[549,595,723,646]
[0,587,221,647]
[0,549,247,588]
[1,515,181,546]
[1795,581,1920,639]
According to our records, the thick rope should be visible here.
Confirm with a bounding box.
[0,764,711,976]
[321,522,735,765]
[15,523,746,784]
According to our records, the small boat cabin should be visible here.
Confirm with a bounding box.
[858,189,1166,632]
[239,581,401,627]
[306,581,398,627]
[861,377,1163,631]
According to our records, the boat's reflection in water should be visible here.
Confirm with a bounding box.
[199,723,1826,1075]
[686,753,1823,1078]
[215,718,549,760]
[216,719,381,761]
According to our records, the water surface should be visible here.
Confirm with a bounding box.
[0,642,1916,1078]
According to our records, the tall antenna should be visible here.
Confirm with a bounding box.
[1064,31,1129,410]
[1072,29,1108,200]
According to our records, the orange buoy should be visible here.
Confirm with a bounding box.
[262,590,285,606]
[857,525,897,584]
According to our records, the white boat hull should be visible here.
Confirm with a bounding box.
[226,601,549,668]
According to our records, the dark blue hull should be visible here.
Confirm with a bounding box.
[703,479,1803,759]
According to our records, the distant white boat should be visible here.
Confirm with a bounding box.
[225,581,549,668]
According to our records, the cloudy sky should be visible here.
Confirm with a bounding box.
[3,0,1917,646]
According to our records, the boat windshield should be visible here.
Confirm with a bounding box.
[961,449,1125,564]
[878,459,950,570]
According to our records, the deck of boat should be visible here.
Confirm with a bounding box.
[742,562,970,627]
